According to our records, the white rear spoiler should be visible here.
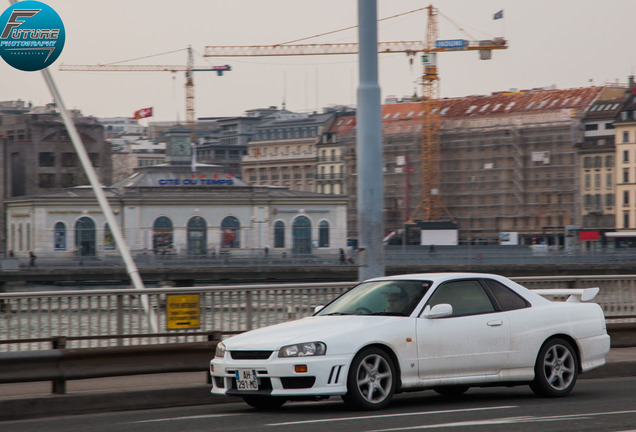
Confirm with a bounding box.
[532,287,600,303]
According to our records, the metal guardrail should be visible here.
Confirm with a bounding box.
[0,335,221,394]
[1,276,636,352]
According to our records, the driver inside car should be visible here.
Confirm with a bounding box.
[385,288,409,314]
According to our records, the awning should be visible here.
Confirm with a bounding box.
[579,231,600,241]
[605,231,636,238]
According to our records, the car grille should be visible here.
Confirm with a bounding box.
[230,350,273,360]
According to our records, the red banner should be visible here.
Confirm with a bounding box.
[579,231,600,241]
[133,107,153,119]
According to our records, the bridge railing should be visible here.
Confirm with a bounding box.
[0,282,351,352]
[1,276,635,352]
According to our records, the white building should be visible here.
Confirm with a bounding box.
[5,162,347,258]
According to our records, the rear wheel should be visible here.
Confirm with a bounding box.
[242,395,286,409]
[530,338,578,397]
[342,347,396,410]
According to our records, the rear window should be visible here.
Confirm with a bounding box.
[482,279,529,311]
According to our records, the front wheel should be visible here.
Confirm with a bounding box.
[530,338,578,397]
[342,347,396,410]
[242,395,286,410]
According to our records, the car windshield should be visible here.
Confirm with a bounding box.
[316,280,433,316]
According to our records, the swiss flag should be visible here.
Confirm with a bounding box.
[133,107,153,119]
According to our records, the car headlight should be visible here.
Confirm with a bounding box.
[215,341,226,358]
[278,342,326,358]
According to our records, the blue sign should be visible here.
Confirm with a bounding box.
[0,1,65,71]
[435,39,466,49]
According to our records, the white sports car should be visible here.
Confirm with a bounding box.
[209,273,610,410]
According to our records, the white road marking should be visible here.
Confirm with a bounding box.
[366,409,636,431]
[266,406,518,426]
[131,413,240,423]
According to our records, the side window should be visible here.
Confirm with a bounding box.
[427,280,495,317]
[482,279,530,311]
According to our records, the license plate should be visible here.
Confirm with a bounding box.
[235,369,259,391]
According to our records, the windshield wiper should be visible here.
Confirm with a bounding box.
[322,312,351,316]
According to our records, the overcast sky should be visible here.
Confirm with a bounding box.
[2,0,636,122]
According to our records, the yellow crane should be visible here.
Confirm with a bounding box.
[59,46,231,124]
[203,5,507,221]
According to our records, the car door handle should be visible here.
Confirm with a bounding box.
[487,320,504,327]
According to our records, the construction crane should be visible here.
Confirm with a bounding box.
[59,46,231,124]
[203,5,507,221]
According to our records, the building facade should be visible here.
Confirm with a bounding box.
[98,117,145,138]
[613,88,636,245]
[577,88,626,248]
[0,105,111,254]
[315,111,356,195]
[242,111,336,192]
[342,87,626,245]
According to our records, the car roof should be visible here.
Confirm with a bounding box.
[364,272,509,284]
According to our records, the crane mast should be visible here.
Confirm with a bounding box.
[410,4,450,222]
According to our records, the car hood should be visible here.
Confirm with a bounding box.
[223,315,405,353]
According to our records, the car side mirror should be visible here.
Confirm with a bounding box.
[422,303,453,319]
[314,305,324,313]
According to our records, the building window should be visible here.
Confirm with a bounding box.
[39,152,55,167]
[187,216,207,255]
[624,168,630,184]
[318,220,330,247]
[624,150,630,163]
[274,221,285,248]
[75,217,96,256]
[54,222,66,250]
[623,131,630,143]
[624,211,630,229]
[220,216,240,248]
[60,173,75,188]
[38,173,56,188]
[605,194,614,207]
[104,223,115,250]
[89,153,100,167]
[594,173,601,189]
[292,216,311,253]
[607,172,613,189]
[584,174,591,189]
[153,216,173,253]
[606,155,614,168]
[61,153,78,167]
[624,190,630,206]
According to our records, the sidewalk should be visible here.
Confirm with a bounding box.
[0,347,634,421]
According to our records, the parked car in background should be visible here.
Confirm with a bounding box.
[210,272,610,410]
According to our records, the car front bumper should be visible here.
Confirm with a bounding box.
[210,353,352,397]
